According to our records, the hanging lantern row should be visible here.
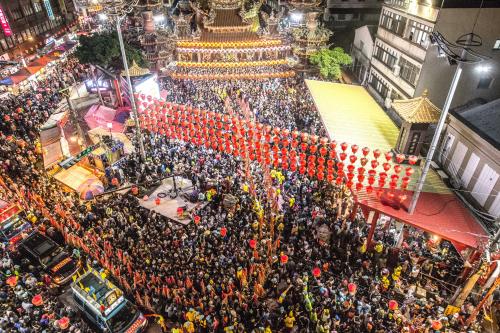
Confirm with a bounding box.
[135,95,419,191]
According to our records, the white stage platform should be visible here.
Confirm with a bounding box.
[139,177,206,225]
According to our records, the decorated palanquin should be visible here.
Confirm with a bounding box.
[171,0,293,80]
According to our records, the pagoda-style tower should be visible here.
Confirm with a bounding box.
[287,0,332,66]
[134,1,176,70]
[392,90,441,157]
[169,0,294,80]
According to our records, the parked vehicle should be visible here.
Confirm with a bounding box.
[18,232,80,285]
[71,269,147,333]
[0,201,32,248]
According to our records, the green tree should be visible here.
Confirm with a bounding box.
[309,47,353,80]
[75,32,147,70]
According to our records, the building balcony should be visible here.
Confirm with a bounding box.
[384,0,439,22]
[376,28,427,63]
[371,57,416,98]
[327,0,382,9]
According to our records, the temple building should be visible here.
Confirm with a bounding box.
[168,0,294,80]
[288,0,332,66]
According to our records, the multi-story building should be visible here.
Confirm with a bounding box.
[368,0,500,109]
[350,24,376,84]
[323,0,383,30]
[0,0,76,61]
[439,98,500,219]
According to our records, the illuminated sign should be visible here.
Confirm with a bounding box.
[44,0,55,20]
[0,7,12,37]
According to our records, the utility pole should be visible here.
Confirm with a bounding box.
[116,15,146,161]
[408,64,462,213]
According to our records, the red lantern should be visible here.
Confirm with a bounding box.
[155,197,161,206]
[371,160,379,169]
[383,163,391,172]
[431,321,442,330]
[111,178,119,186]
[357,174,365,183]
[389,181,397,189]
[310,145,317,154]
[373,149,381,159]
[347,164,355,173]
[360,158,368,166]
[408,155,418,165]
[394,165,402,174]
[337,162,344,170]
[349,155,357,164]
[249,239,257,249]
[351,144,359,154]
[396,154,405,163]
[368,176,375,185]
[312,267,321,277]
[348,283,357,294]
[280,255,288,264]
[356,182,363,191]
[193,215,200,224]
[379,172,388,180]
[58,317,70,330]
[319,147,327,156]
[220,227,227,237]
[388,300,398,311]
[384,151,393,161]
[405,167,414,177]
[32,294,43,306]
[366,186,373,193]
[6,276,17,287]
[340,142,348,151]
[358,167,365,175]
[362,147,370,156]
[339,152,347,161]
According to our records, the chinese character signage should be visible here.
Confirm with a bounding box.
[0,7,12,37]
[44,0,55,20]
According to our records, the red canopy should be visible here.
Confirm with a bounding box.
[356,189,489,249]
[10,68,31,84]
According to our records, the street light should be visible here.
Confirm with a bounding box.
[153,14,165,23]
[98,13,108,21]
[100,0,146,161]
[407,31,489,214]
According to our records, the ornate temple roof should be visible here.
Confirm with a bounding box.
[391,90,441,124]
[122,61,150,77]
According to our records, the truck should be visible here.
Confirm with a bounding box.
[71,269,148,333]
[0,200,32,248]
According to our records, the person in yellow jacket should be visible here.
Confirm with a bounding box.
[284,311,295,331]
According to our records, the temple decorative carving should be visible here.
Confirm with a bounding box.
[167,0,293,80]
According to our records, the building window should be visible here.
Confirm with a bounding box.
[337,14,346,21]
[22,4,34,16]
[380,9,407,37]
[477,76,493,89]
[32,1,43,13]
[374,43,398,70]
[408,20,432,47]
[493,39,500,50]
[399,57,420,86]
[10,7,24,20]
[391,90,401,101]
[370,73,389,99]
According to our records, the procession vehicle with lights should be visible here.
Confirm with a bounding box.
[0,201,33,250]
[18,232,81,285]
[71,269,147,333]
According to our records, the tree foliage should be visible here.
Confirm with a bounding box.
[309,47,353,80]
[75,32,147,70]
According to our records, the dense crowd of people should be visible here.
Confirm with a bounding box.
[0,54,490,333]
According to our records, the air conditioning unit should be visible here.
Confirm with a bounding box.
[393,64,401,76]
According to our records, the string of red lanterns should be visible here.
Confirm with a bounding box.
[134,94,419,192]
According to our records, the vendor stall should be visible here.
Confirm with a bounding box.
[39,111,70,169]
[53,165,104,200]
